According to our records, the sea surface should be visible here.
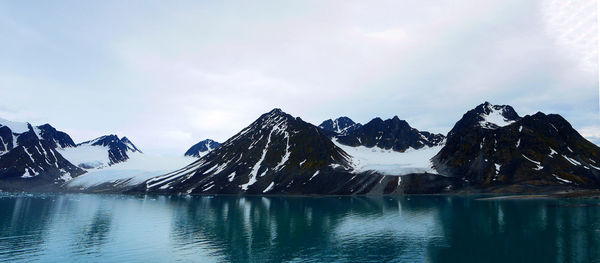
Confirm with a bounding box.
[0,193,598,262]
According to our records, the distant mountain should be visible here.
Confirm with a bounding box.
[336,116,445,151]
[433,102,600,192]
[60,135,142,169]
[318,117,362,136]
[0,119,85,190]
[185,139,221,157]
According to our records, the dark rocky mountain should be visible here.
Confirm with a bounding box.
[0,123,85,190]
[336,116,445,151]
[37,124,77,148]
[184,139,221,157]
[433,102,600,192]
[137,109,456,195]
[141,108,354,194]
[318,117,362,136]
[77,135,142,165]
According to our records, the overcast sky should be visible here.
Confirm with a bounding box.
[0,0,598,155]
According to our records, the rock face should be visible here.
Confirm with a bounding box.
[36,124,77,148]
[184,139,221,157]
[318,117,362,136]
[0,121,85,190]
[433,102,600,192]
[336,116,445,151]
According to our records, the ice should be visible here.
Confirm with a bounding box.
[333,139,441,176]
[66,154,196,188]
[58,144,111,169]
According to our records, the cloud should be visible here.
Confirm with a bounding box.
[0,0,597,153]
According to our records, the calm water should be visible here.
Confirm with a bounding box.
[0,193,598,263]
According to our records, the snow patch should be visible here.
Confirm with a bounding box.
[309,171,320,181]
[227,172,236,182]
[522,155,543,170]
[563,155,581,166]
[479,105,516,129]
[263,182,275,193]
[0,118,30,134]
[241,128,274,191]
[553,174,572,184]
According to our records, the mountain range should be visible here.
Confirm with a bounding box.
[1,101,599,195]
[0,118,142,191]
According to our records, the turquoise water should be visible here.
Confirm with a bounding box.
[0,194,598,262]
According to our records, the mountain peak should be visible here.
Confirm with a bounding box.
[185,139,221,157]
[318,116,361,136]
[337,116,445,151]
[146,110,353,194]
[120,136,142,153]
[75,134,141,166]
[453,102,521,131]
[266,108,285,116]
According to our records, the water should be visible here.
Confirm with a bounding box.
[0,193,598,263]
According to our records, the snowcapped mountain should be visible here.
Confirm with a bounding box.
[59,135,142,169]
[136,108,458,195]
[3,101,598,195]
[0,119,85,190]
[184,139,221,157]
[336,116,445,151]
[318,117,362,136]
[0,116,145,191]
[141,108,354,194]
[433,102,600,192]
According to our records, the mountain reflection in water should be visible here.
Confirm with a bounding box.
[0,193,598,263]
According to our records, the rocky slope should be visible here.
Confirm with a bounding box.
[433,102,600,192]
[184,139,221,157]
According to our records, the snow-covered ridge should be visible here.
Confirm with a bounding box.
[63,135,142,169]
[0,117,30,134]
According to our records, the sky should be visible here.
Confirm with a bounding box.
[0,0,598,155]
